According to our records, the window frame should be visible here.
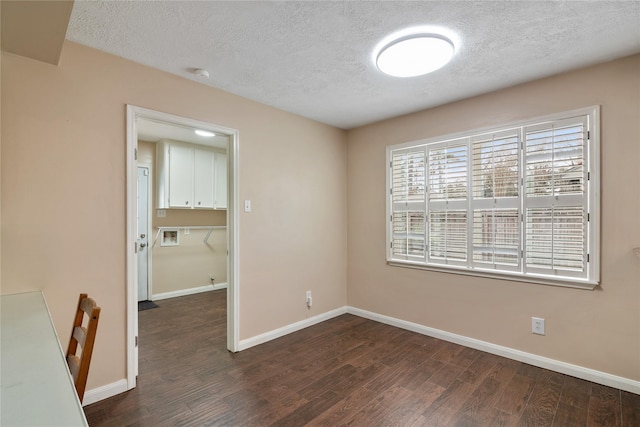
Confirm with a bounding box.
[386,106,600,289]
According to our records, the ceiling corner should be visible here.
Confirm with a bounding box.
[1,0,74,65]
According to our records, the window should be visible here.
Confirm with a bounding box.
[387,107,599,288]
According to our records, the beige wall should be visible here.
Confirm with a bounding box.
[152,228,227,294]
[1,42,348,390]
[347,54,640,381]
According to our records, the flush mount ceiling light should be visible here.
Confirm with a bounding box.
[375,34,455,78]
[194,129,215,137]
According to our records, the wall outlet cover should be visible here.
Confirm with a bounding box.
[532,317,545,335]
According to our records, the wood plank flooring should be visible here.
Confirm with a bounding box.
[85,291,640,426]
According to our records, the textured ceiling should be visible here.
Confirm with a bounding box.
[137,118,229,150]
[66,1,640,130]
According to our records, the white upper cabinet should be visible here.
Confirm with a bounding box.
[156,140,226,210]
[194,148,215,208]
[167,143,194,208]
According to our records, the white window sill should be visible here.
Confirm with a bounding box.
[386,259,598,290]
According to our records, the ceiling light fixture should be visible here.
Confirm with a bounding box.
[194,129,215,137]
[375,33,455,78]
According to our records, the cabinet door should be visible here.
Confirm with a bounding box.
[215,153,227,209]
[168,144,194,208]
[194,148,215,208]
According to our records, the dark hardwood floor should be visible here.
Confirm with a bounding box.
[85,291,640,426]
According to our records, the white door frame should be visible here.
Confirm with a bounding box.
[125,105,240,390]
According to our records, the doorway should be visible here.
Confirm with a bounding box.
[126,105,239,390]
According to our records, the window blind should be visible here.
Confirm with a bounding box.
[391,148,426,259]
[427,141,468,265]
[523,117,588,278]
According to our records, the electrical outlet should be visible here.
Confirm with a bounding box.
[306,291,312,308]
[532,317,545,335]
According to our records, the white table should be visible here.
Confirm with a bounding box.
[1,292,88,426]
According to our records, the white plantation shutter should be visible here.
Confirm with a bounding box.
[391,148,426,260]
[427,141,468,265]
[525,119,585,197]
[391,149,426,204]
[391,211,426,258]
[523,117,589,279]
[428,210,467,262]
[472,209,519,266]
[525,207,585,272]
[427,142,468,200]
[470,130,521,270]
[387,107,598,287]
[471,130,520,199]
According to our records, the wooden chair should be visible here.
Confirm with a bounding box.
[66,293,101,403]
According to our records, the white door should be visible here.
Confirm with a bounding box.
[137,166,150,301]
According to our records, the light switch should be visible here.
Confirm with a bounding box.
[244,200,251,212]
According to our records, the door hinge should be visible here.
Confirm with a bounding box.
[587,213,590,221]
[135,148,138,160]
[135,336,139,347]
[587,253,590,263]
[587,131,590,140]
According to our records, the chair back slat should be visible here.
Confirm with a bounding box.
[72,326,87,348]
[66,293,101,403]
[67,355,80,380]
[79,297,96,315]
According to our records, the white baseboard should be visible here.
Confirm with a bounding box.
[152,283,226,301]
[83,379,128,406]
[211,282,228,291]
[347,306,640,395]
[238,307,348,351]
